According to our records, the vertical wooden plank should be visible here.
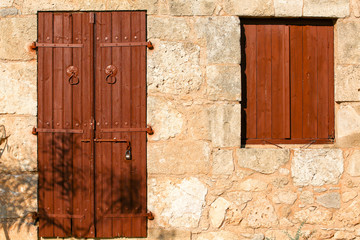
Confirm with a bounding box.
[71,12,83,237]
[290,25,303,139]
[244,24,257,140]
[328,25,335,139]
[302,25,318,139]
[110,11,123,238]
[317,25,330,139]
[42,12,54,237]
[283,26,290,139]
[52,13,66,237]
[62,12,73,237]
[256,25,272,139]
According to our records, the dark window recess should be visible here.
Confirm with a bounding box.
[241,19,335,145]
[37,11,150,238]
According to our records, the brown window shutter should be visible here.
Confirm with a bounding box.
[242,19,334,144]
[37,11,148,238]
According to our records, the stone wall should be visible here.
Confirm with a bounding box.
[1,0,360,239]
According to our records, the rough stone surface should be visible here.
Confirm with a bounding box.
[0,0,13,7]
[291,149,344,186]
[148,141,210,175]
[209,104,241,147]
[13,0,78,14]
[147,17,191,41]
[226,191,252,206]
[293,207,333,224]
[206,65,241,101]
[239,178,268,192]
[337,103,360,147]
[243,197,278,228]
[237,149,289,174]
[184,104,212,141]
[342,191,358,203]
[353,0,360,17]
[147,96,183,141]
[0,220,37,240]
[209,197,230,228]
[0,174,37,218]
[195,17,240,64]
[316,192,341,209]
[333,231,356,240]
[299,190,314,205]
[168,0,216,16]
[148,177,207,228]
[145,229,191,240]
[337,20,360,64]
[0,7,18,17]
[303,0,350,17]
[147,41,202,94]
[272,176,289,188]
[272,191,297,205]
[252,233,265,240]
[195,231,239,240]
[335,65,360,101]
[335,200,360,226]
[212,149,234,175]
[223,0,274,16]
[0,16,37,60]
[347,150,360,176]
[0,116,37,172]
[0,61,37,115]
[274,0,303,16]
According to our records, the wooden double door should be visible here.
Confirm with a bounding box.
[36,11,148,238]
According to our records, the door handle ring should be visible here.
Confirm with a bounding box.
[105,65,118,84]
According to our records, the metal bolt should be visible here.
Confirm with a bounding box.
[105,37,108,40]
[46,122,50,125]
[56,123,60,126]
[84,123,87,126]
[97,122,100,126]
[75,37,79,41]
[115,121,118,125]
[46,37,50,40]
[125,122,128,125]
[134,36,137,39]
[66,122,70,126]
[124,36,128,40]
[97,37,100,41]
[115,36,119,40]
[105,122,108,125]
[75,123,79,127]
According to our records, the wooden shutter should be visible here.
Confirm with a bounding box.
[94,12,147,238]
[38,12,94,238]
[242,19,334,144]
[37,11,148,238]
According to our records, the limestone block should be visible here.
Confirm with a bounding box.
[353,0,360,17]
[299,190,314,205]
[291,149,344,186]
[0,0,13,7]
[293,207,332,224]
[243,197,278,228]
[272,191,297,205]
[0,116,37,172]
[274,0,303,16]
[252,234,265,240]
[333,231,356,240]
[185,104,212,141]
[226,191,252,206]
[147,41,202,94]
[337,20,360,64]
[272,176,289,188]
[316,192,341,208]
[146,229,191,240]
[223,0,274,16]
[0,220,37,240]
[212,149,234,175]
[335,65,360,101]
[209,104,241,147]
[195,231,239,240]
[13,0,80,14]
[237,149,290,174]
[342,191,358,203]
[209,197,230,228]
[335,200,360,226]
[206,65,241,101]
[0,7,18,17]
[0,174,37,218]
[0,61,36,115]
[148,177,207,228]
[0,16,36,61]
[303,0,350,17]
[279,168,290,175]
[347,150,360,176]
[195,17,240,64]
[337,103,360,147]
[147,96,183,141]
[148,141,210,174]
[147,17,191,41]
[168,0,216,16]
[239,179,268,192]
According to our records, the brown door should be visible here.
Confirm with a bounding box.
[37,11,147,238]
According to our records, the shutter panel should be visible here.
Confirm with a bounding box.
[94,11,147,237]
[38,12,95,238]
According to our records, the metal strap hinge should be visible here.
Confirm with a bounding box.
[33,42,83,48]
[104,211,154,220]
[100,41,153,49]
[32,127,83,135]
[100,125,154,135]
